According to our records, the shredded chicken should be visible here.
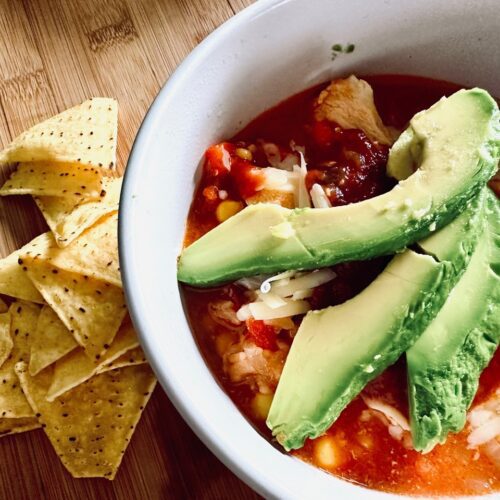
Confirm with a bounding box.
[223,339,289,394]
[314,75,397,145]
[467,389,500,467]
[361,396,413,449]
[208,300,243,330]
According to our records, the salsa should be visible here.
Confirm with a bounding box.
[181,75,499,496]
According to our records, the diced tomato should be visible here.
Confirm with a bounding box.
[307,120,393,206]
[204,142,264,200]
[202,185,219,201]
[230,160,263,199]
[205,143,233,177]
[245,318,278,351]
[311,120,336,147]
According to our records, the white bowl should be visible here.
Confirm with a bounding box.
[119,0,499,498]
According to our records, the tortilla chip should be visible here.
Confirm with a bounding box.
[0,234,51,303]
[34,176,121,247]
[97,346,147,374]
[0,297,7,313]
[29,305,77,376]
[0,301,40,418]
[22,212,120,287]
[0,162,103,199]
[0,311,13,367]
[0,98,118,171]
[16,362,156,479]
[46,317,138,401]
[23,258,126,360]
[0,416,40,437]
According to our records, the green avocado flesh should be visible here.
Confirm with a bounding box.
[266,197,485,451]
[407,191,500,453]
[178,89,500,286]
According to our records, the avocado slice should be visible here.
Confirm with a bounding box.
[178,89,500,286]
[266,196,485,451]
[407,191,500,453]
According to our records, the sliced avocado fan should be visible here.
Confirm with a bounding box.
[178,89,500,286]
[266,193,486,451]
[407,190,500,453]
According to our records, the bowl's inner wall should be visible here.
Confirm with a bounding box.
[122,1,499,498]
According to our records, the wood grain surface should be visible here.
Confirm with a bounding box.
[0,1,260,498]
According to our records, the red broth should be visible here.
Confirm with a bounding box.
[181,75,499,495]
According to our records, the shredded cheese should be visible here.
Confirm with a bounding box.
[271,269,336,297]
[260,271,296,294]
[291,289,313,300]
[257,291,288,309]
[310,183,332,208]
[236,304,252,322]
[293,153,311,208]
[235,275,270,290]
[261,167,296,191]
[258,148,311,209]
[237,268,336,322]
[248,299,311,320]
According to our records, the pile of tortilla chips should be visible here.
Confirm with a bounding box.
[0,99,155,480]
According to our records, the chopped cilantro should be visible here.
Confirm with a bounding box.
[331,43,356,60]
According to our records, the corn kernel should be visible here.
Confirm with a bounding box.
[235,147,253,161]
[251,393,274,420]
[313,436,344,470]
[216,200,244,222]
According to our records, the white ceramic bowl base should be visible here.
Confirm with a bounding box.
[120,0,500,498]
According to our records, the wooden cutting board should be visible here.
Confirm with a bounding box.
[0,0,260,498]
